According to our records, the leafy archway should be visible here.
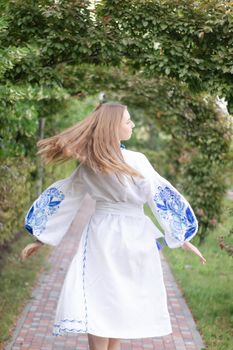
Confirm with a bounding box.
[0,0,232,245]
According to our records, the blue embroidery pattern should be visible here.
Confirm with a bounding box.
[53,224,90,336]
[53,319,87,336]
[153,185,197,243]
[24,187,65,235]
[82,225,89,332]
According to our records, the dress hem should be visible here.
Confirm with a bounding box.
[53,327,173,339]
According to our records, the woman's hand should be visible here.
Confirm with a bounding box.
[20,241,44,261]
[182,241,206,265]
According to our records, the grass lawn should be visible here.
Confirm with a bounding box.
[145,196,233,350]
[0,233,51,349]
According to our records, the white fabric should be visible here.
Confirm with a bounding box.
[25,148,198,339]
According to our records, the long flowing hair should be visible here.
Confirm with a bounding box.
[37,102,143,178]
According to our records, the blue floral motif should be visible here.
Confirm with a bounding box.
[25,187,65,235]
[153,185,197,243]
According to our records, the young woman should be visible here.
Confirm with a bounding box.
[21,102,206,350]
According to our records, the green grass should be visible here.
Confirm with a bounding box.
[0,233,51,348]
[145,197,233,350]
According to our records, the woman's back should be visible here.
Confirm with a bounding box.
[79,148,149,206]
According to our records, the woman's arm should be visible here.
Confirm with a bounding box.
[182,241,206,264]
[20,240,44,261]
[141,153,198,249]
[24,165,87,246]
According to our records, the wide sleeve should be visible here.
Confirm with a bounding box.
[140,154,198,249]
[24,165,87,246]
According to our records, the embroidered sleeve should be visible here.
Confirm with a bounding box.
[25,186,65,236]
[24,166,87,246]
[141,154,198,249]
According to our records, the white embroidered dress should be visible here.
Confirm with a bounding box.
[24,148,198,339]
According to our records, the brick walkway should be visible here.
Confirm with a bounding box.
[6,196,205,350]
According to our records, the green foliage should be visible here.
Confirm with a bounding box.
[96,0,233,109]
[0,1,232,245]
[0,157,35,245]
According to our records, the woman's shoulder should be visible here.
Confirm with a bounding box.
[121,147,148,162]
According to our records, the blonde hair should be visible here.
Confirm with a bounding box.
[37,102,142,178]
